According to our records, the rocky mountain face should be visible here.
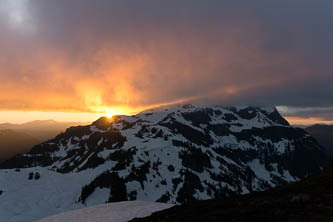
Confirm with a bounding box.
[0,105,328,221]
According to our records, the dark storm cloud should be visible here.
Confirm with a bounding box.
[0,0,332,117]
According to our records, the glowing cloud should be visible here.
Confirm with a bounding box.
[0,1,332,123]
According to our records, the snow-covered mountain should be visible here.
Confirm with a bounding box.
[0,105,327,221]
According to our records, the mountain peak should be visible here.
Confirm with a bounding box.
[92,117,113,130]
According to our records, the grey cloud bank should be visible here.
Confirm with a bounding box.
[0,0,332,120]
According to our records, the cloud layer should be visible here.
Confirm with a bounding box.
[0,0,332,118]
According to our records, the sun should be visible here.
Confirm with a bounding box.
[102,108,120,118]
[94,106,133,119]
[105,110,115,118]
[90,105,139,119]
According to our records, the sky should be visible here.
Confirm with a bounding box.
[0,0,332,124]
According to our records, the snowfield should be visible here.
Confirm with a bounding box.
[0,167,109,222]
[36,201,174,222]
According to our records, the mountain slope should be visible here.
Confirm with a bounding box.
[130,166,333,222]
[0,105,328,221]
[0,130,40,162]
[306,124,333,157]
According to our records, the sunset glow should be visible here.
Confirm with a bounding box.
[96,107,136,118]
[284,116,333,126]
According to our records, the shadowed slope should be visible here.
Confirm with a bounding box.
[306,124,333,157]
[131,166,333,222]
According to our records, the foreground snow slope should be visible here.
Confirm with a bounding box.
[0,167,106,222]
[0,104,327,222]
[36,201,174,222]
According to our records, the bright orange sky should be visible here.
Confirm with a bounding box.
[0,111,103,124]
[284,116,333,126]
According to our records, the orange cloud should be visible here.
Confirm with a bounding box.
[284,116,333,126]
[0,3,329,117]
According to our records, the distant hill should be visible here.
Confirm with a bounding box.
[0,120,88,142]
[0,129,40,162]
[0,120,88,162]
[306,124,333,157]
